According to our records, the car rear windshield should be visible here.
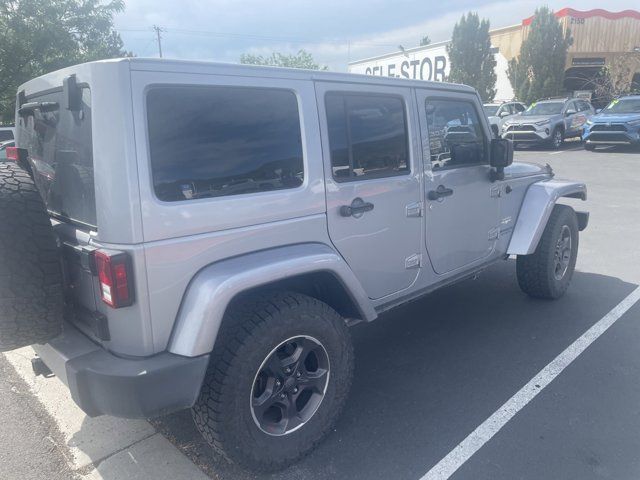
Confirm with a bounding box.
[147,86,304,202]
[483,105,499,116]
[0,130,13,141]
[17,88,96,228]
[522,102,564,116]
[603,98,640,114]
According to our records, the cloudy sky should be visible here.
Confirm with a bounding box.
[115,0,639,70]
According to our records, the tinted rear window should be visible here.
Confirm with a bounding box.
[17,89,96,228]
[147,86,304,202]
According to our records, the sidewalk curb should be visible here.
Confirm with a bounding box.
[2,347,209,480]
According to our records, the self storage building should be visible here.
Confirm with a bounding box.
[348,8,640,102]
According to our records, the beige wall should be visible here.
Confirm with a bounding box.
[560,16,640,54]
[492,13,640,70]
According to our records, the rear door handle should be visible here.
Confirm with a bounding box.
[427,185,454,200]
[340,197,374,217]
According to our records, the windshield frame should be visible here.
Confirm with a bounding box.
[602,98,640,114]
[521,102,565,116]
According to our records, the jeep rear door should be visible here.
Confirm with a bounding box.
[416,90,500,274]
[316,83,422,300]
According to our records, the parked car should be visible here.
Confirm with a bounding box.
[583,94,640,150]
[0,140,15,161]
[0,126,15,143]
[483,101,527,136]
[502,97,595,149]
[0,59,588,472]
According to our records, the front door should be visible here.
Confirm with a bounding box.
[416,91,500,274]
[316,83,422,300]
[564,100,589,137]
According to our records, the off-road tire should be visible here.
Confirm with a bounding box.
[0,163,63,351]
[192,291,354,472]
[516,204,579,299]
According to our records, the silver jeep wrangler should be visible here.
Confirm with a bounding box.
[0,59,588,471]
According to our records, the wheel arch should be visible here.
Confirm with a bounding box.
[167,243,376,357]
[507,179,588,256]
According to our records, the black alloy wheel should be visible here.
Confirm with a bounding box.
[251,335,330,436]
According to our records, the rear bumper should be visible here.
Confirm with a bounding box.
[33,322,209,418]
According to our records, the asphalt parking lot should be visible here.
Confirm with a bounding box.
[2,142,640,480]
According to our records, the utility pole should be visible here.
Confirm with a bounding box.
[153,25,164,58]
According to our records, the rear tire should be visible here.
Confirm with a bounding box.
[516,205,579,299]
[0,163,63,351]
[192,291,354,472]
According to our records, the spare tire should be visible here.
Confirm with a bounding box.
[0,162,64,352]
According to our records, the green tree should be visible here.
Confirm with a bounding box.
[0,0,130,123]
[446,12,496,101]
[508,7,572,104]
[240,49,327,70]
[420,35,431,46]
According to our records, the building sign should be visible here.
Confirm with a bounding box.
[572,57,606,66]
[348,42,515,101]
[349,44,450,82]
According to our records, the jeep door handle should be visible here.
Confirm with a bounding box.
[340,198,374,217]
[427,185,454,200]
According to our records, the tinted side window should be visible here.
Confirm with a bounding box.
[424,99,486,169]
[578,100,591,111]
[147,86,304,202]
[325,93,409,181]
[514,103,526,112]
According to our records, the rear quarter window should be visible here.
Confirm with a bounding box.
[146,86,304,202]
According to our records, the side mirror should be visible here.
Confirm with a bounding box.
[565,109,576,116]
[595,108,602,114]
[489,138,513,181]
[499,110,510,118]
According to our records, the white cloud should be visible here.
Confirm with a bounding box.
[117,0,640,70]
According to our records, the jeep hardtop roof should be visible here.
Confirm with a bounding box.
[19,57,477,96]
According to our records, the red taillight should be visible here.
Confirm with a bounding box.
[95,250,134,308]
[5,146,18,162]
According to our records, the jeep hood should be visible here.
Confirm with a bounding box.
[505,162,549,179]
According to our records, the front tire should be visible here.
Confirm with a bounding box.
[192,291,354,471]
[549,127,564,150]
[516,205,579,299]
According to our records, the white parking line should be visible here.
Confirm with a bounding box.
[420,285,640,480]
[549,147,583,155]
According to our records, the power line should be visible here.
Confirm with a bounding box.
[118,26,400,49]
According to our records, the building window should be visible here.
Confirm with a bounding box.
[325,93,409,181]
